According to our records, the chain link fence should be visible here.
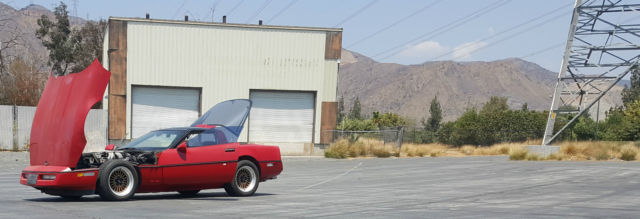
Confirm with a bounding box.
[324,128,404,149]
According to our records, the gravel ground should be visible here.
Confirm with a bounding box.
[1,152,640,218]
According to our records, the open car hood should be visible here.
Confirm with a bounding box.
[29,59,110,168]
[191,99,252,137]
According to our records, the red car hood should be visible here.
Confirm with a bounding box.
[29,59,110,168]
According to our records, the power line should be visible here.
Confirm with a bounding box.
[210,0,223,22]
[226,0,244,17]
[172,0,189,19]
[265,0,298,24]
[373,0,510,60]
[519,42,564,59]
[333,0,379,28]
[246,0,273,23]
[428,2,572,61]
[449,11,569,61]
[346,0,443,48]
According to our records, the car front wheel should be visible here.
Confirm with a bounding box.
[97,160,138,201]
[224,160,259,196]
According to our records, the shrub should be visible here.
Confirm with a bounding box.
[348,141,365,157]
[509,148,528,160]
[498,146,510,155]
[526,154,539,161]
[460,145,475,155]
[594,149,610,160]
[372,148,391,158]
[563,144,579,156]
[620,145,638,161]
[548,153,563,161]
[325,140,350,159]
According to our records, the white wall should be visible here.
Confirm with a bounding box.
[0,105,12,150]
[124,21,338,143]
[0,105,107,151]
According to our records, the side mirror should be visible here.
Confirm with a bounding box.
[105,144,115,151]
[177,142,187,153]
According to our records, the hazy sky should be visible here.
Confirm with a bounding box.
[5,0,601,71]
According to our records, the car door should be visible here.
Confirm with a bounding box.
[159,128,237,188]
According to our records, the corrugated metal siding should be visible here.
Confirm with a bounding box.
[16,106,35,149]
[84,109,107,152]
[249,91,315,143]
[0,105,13,150]
[0,106,106,151]
[126,22,330,142]
[131,86,200,138]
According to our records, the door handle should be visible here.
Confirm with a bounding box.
[225,148,235,152]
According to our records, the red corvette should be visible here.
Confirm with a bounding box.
[20,60,283,201]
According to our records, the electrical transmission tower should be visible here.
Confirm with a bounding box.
[542,0,640,145]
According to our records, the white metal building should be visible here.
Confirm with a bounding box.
[102,17,341,155]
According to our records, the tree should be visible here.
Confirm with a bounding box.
[349,97,362,120]
[0,57,47,105]
[70,20,106,72]
[0,20,22,75]
[480,96,509,114]
[337,95,345,123]
[622,67,640,106]
[423,96,442,132]
[521,102,529,112]
[36,2,74,75]
[623,100,640,140]
[449,108,482,146]
[337,118,376,131]
[372,112,406,128]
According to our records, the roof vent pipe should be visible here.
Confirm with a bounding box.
[259,20,263,25]
[185,15,189,21]
[222,15,226,23]
[145,13,149,19]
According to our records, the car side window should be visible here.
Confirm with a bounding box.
[187,127,232,147]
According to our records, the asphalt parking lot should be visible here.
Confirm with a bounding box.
[1,152,639,218]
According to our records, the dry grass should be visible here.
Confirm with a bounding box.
[505,141,640,161]
[326,138,528,159]
[556,141,639,161]
[326,138,640,162]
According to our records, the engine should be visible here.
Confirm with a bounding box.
[76,150,157,169]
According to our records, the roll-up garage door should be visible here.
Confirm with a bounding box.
[249,91,315,143]
[131,86,200,138]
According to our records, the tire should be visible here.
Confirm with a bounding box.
[224,160,260,197]
[96,159,139,201]
[178,190,200,196]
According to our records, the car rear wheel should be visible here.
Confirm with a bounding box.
[224,160,259,196]
[178,190,200,196]
[97,160,138,201]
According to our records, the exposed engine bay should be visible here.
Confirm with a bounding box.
[76,150,158,169]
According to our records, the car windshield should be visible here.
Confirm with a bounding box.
[119,130,185,150]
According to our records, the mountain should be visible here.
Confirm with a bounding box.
[0,3,85,67]
[338,49,623,122]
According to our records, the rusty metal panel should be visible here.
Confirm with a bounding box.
[108,20,127,139]
[320,102,337,144]
[325,31,342,59]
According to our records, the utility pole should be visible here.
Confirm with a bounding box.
[541,0,640,146]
